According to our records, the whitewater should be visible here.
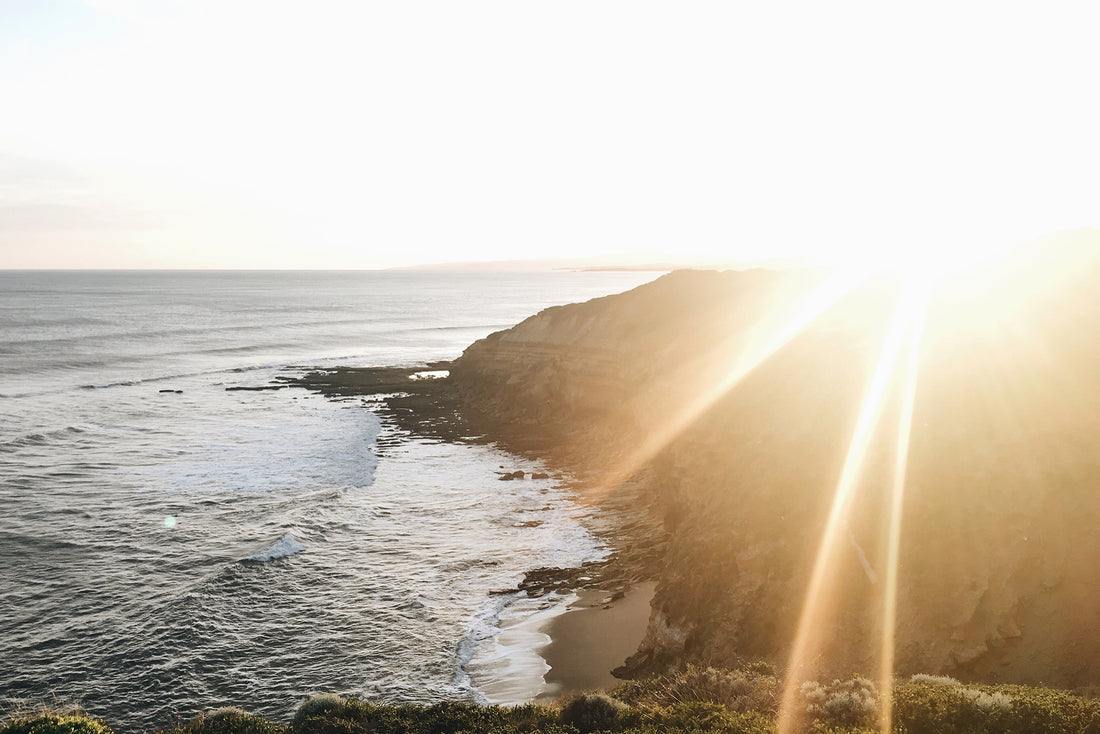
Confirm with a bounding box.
[0,270,658,731]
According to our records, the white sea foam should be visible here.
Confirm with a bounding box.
[247,532,306,562]
[463,592,576,705]
[409,370,450,380]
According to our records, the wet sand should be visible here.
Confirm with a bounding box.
[537,582,655,698]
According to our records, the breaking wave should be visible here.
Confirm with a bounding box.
[245,532,306,562]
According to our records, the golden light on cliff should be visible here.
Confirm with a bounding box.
[565,235,1096,734]
[774,241,1035,733]
[775,280,929,734]
[584,268,869,500]
[878,286,927,734]
[586,244,1019,503]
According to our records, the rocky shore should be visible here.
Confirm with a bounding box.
[290,232,1100,691]
[287,364,666,602]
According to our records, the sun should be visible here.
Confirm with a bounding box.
[774,238,1024,733]
[847,242,1018,286]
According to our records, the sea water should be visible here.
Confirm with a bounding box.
[0,270,658,731]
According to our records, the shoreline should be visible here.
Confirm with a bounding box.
[284,365,663,701]
[471,583,656,705]
[537,581,656,699]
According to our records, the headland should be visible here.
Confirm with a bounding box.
[291,232,1100,698]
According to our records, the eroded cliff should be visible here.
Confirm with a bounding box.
[450,233,1100,687]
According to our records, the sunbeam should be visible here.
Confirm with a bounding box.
[585,268,869,499]
[878,286,928,734]
[776,281,929,734]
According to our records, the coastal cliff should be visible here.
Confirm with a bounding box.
[449,234,1100,687]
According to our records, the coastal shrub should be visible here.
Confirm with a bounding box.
[0,714,114,734]
[958,683,1100,734]
[635,701,772,733]
[664,666,778,712]
[908,673,961,686]
[612,665,778,713]
[420,701,510,734]
[961,688,1013,715]
[806,725,876,734]
[292,696,347,730]
[288,700,418,734]
[894,680,986,734]
[417,701,567,734]
[559,694,628,733]
[743,660,776,677]
[15,686,1100,734]
[892,681,1023,734]
[178,708,286,734]
[488,704,563,733]
[290,700,567,734]
[801,676,878,728]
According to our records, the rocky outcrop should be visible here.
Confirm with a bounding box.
[450,231,1100,687]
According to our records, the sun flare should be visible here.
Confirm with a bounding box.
[5,0,1100,731]
[775,281,929,734]
[840,242,1019,287]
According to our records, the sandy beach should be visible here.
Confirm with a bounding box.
[469,582,655,705]
[537,582,655,698]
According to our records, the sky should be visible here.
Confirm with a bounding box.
[1,1,1098,269]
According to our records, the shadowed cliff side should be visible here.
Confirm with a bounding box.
[449,230,1100,687]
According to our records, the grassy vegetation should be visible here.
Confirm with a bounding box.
[7,667,1100,734]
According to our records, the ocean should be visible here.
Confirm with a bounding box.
[0,269,659,731]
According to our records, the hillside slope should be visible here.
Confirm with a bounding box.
[450,232,1100,686]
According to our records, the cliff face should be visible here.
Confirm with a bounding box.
[450,268,831,458]
[450,234,1100,687]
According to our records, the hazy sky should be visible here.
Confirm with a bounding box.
[1,1,1098,269]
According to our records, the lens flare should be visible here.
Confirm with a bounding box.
[878,286,927,733]
[776,281,929,734]
[585,268,868,499]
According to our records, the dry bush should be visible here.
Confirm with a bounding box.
[613,665,779,713]
[801,676,878,728]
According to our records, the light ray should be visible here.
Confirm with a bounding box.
[878,286,928,734]
[585,268,868,498]
[776,282,926,734]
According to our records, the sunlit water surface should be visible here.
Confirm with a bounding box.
[0,270,658,731]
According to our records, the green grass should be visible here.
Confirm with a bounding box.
[6,669,1100,734]
[0,714,114,734]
